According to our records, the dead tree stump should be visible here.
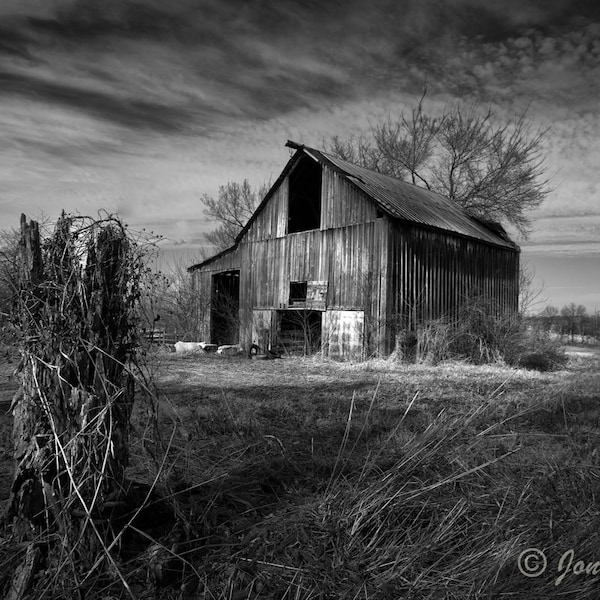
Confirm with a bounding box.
[4,213,141,597]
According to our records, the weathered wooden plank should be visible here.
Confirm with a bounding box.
[323,309,365,360]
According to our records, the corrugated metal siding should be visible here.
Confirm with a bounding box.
[387,222,519,331]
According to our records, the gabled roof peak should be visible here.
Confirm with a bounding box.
[285,140,304,150]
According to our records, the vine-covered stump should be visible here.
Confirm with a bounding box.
[1,213,148,598]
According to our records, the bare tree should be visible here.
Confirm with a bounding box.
[560,303,588,343]
[157,255,210,342]
[202,179,267,252]
[326,95,550,238]
[372,95,442,185]
[539,304,559,332]
[327,133,399,178]
[519,263,546,316]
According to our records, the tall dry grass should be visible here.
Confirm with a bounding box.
[412,299,567,371]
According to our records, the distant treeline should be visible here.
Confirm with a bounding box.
[526,303,599,344]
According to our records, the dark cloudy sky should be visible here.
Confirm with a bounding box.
[1,0,599,312]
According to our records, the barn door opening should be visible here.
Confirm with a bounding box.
[275,309,322,356]
[211,270,240,345]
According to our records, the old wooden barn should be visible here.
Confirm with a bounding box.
[190,141,520,359]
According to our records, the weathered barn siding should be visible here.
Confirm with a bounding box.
[192,144,520,359]
[196,245,241,274]
[236,217,390,355]
[321,166,379,229]
[383,222,519,349]
[244,185,287,242]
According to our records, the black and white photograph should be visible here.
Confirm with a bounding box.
[0,1,599,598]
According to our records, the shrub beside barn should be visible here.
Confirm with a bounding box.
[190,142,519,360]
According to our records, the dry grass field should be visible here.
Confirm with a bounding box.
[2,347,600,598]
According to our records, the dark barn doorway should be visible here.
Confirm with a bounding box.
[276,309,322,356]
[211,270,240,345]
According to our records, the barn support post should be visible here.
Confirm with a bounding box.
[4,213,139,597]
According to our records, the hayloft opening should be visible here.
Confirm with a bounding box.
[288,156,322,233]
[211,270,240,345]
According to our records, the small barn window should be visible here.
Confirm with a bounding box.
[288,156,322,233]
[289,281,307,305]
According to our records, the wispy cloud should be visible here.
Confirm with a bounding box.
[0,71,193,131]
[2,0,599,130]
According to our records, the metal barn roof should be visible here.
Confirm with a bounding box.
[300,144,517,250]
